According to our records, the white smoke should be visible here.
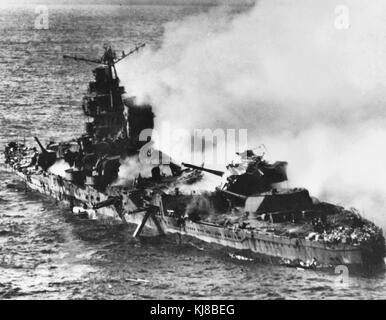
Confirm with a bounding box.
[176,172,222,195]
[117,0,386,229]
[114,155,152,186]
[48,160,71,177]
[114,155,173,186]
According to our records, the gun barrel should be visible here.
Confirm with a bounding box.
[34,137,47,154]
[216,188,248,200]
[93,196,121,209]
[181,163,224,177]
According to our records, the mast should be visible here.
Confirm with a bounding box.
[63,43,145,75]
[64,43,146,112]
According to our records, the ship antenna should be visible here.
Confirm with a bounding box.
[63,42,146,76]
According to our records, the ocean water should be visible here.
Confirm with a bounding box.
[0,4,386,300]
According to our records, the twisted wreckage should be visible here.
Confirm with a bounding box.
[4,46,385,270]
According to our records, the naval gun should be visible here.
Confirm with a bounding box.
[34,137,57,170]
[93,195,122,210]
[181,162,224,177]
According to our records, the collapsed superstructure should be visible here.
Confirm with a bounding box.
[4,45,385,270]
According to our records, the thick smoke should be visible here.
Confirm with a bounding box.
[48,160,71,177]
[114,155,152,186]
[118,0,386,229]
[114,155,173,186]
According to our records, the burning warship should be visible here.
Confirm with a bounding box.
[3,45,385,270]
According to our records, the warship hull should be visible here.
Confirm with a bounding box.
[7,166,384,270]
[4,44,384,273]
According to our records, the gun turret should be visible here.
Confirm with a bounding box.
[34,137,48,154]
[181,163,224,177]
[34,137,57,170]
[183,150,288,197]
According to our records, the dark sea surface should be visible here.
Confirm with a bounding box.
[0,4,386,300]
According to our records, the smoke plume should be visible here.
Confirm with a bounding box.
[48,160,71,177]
[114,155,173,186]
[118,0,386,229]
[114,155,152,186]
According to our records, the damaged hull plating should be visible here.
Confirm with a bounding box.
[7,167,384,270]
